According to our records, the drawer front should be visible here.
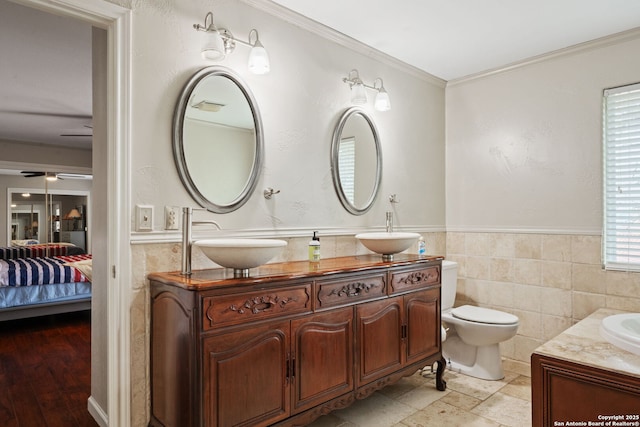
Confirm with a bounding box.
[389,265,440,294]
[316,273,386,309]
[202,284,312,330]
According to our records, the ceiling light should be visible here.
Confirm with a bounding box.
[342,69,391,111]
[194,12,270,75]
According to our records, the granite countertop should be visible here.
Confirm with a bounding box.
[534,308,640,378]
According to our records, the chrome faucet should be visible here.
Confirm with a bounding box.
[386,211,393,233]
[181,207,221,275]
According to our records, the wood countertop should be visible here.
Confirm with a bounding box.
[148,254,443,291]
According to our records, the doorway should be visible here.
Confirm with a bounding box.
[2,1,131,426]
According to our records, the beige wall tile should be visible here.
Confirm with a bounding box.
[542,261,572,289]
[456,277,468,305]
[572,263,605,294]
[515,234,541,259]
[513,259,542,285]
[447,232,465,255]
[513,335,543,362]
[466,256,491,280]
[606,295,640,312]
[512,309,541,339]
[461,278,480,304]
[426,232,446,256]
[541,235,572,261]
[465,232,492,256]
[490,258,513,282]
[512,284,541,312]
[572,291,607,320]
[483,281,514,308]
[540,288,572,317]
[605,270,640,298]
[571,235,601,265]
[500,336,516,360]
[541,314,573,341]
[491,233,515,258]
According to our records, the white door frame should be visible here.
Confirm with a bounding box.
[13,1,132,426]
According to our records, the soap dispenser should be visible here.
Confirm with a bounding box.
[418,236,426,255]
[309,231,321,262]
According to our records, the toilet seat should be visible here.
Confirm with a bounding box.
[451,305,518,325]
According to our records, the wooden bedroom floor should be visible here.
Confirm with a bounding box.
[0,311,98,427]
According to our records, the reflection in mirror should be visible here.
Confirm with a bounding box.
[331,107,382,215]
[8,190,89,251]
[173,66,263,213]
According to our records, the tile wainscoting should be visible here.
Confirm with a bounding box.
[127,230,640,426]
[446,232,640,365]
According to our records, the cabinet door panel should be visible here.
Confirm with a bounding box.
[405,288,440,365]
[203,321,290,427]
[356,296,404,386]
[291,307,354,413]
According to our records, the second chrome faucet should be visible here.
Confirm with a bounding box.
[386,211,393,233]
[181,207,221,275]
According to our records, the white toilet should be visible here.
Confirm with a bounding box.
[440,260,519,380]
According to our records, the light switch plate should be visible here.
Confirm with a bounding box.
[136,205,153,231]
[164,206,180,230]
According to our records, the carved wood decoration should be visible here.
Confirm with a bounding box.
[149,255,444,427]
[328,281,380,298]
[226,294,298,315]
[398,270,435,285]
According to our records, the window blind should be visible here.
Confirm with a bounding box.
[603,82,640,270]
[338,137,356,204]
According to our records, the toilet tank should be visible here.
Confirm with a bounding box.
[441,260,458,311]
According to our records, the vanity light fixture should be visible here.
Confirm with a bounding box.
[193,12,270,75]
[342,69,391,111]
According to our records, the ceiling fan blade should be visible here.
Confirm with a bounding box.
[0,110,92,119]
[21,171,45,177]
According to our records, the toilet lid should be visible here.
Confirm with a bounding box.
[451,305,519,325]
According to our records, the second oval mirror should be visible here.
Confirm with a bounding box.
[173,66,263,213]
[331,107,382,215]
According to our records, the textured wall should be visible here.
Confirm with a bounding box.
[446,33,640,233]
[126,1,446,425]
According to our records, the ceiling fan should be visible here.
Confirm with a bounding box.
[20,171,92,180]
[60,124,93,137]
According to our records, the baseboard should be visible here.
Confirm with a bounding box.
[88,395,108,427]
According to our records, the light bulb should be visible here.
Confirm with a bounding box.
[374,88,391,111]
[351,82,367,104]
[248,39,270,75]
[201,30,226,60]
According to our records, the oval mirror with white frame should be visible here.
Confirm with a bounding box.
[173,66,263,214]
[331,107,382,215]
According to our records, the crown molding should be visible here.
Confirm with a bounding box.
[448,26,640,87]
[243,0,446,88]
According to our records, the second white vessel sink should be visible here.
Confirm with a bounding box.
[600,313,640,356]
[194,238,287,276]
[355,232,420,260]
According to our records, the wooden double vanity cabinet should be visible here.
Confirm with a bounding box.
[148,255,446,427]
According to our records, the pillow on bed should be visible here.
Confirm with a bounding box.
[64,259,93,282]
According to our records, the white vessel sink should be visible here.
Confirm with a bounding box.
[194,238,287,276]
[600,313,640,356]
[355,232,420,260]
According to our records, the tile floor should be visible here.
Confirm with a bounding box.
[307,361,532,427]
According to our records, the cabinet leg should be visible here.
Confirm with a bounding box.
[435,356,447,391]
